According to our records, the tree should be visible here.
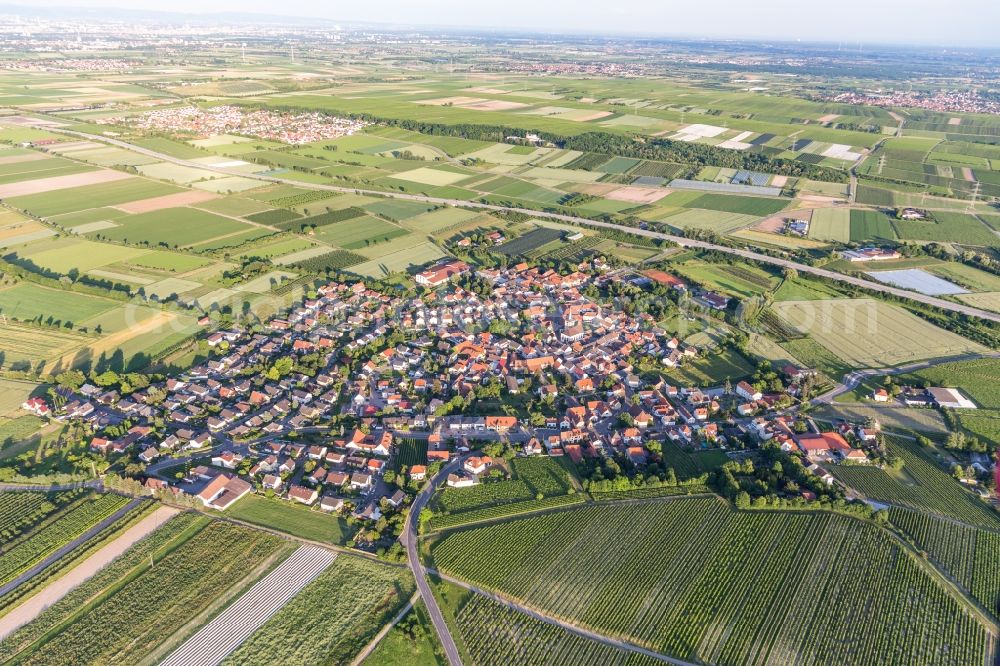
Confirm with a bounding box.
[735,491,751,509]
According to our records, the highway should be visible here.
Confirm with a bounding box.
[55,129,1000,325]
[401,456,466,666]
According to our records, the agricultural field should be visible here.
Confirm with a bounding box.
[675,260,778,297]
[93,207,258,248]
[455,594,662,666]
[0,492,131,587]
[0,512,209,662]
[220,556,416,666]
[900,358,1000,409]
[430,457,576,518]
[830,436,999,529]
[659,348,756,386]
[771,298,987,367]
[890,507,1000,614]
[222,493,350,545]
[8,520,285,666]
[431,497,991,666]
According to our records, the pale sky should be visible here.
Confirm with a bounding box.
[21,0,1000,48]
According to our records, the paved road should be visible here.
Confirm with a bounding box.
[433,570,698,666]
[810,351,1000,405]
[0,480,102,492]
[401,457,466,666]
[55,129,1000,324]
[0,497,143,598]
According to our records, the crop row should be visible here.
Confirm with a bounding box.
[431,497,991,666]
[0,490,73,541]
[427,494,586,532]
[22,521,284,666]
[0,493,130,586]
[0,512,207,662]
[456,594,661,666]
[833,436,1000,530]
[221,556,415,666]
[892,506,1000,615]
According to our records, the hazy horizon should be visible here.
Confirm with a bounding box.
[12,0,1000,49]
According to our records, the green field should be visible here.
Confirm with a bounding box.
[313,215,409,249]
[221,556,416,666]
[849,209,897,242]
[808,208,851,243]
[659,347,756,385]
[93,207,254,247]
[892,211,998,246]
[0,283,118,325]
[831,436,1000,529]
[7,178,183,217]
[685,193,788,216]
[901,358,1000,409]
[7,520,284,666]
[223,493,349,544]
[771,298,987,367]
[431,497,991,666]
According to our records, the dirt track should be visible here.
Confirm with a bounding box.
[0,505,178,640]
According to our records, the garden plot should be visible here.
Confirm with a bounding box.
[865,269,969,296]
[772,298,987,367]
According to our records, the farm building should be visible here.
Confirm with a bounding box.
[415,259,471,287]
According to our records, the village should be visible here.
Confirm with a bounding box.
[100,105,370,145]
[18,252,982,550]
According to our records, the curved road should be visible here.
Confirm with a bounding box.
[810,351,1000,405]
[54,129,1000,324]
[402,456,466,666]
